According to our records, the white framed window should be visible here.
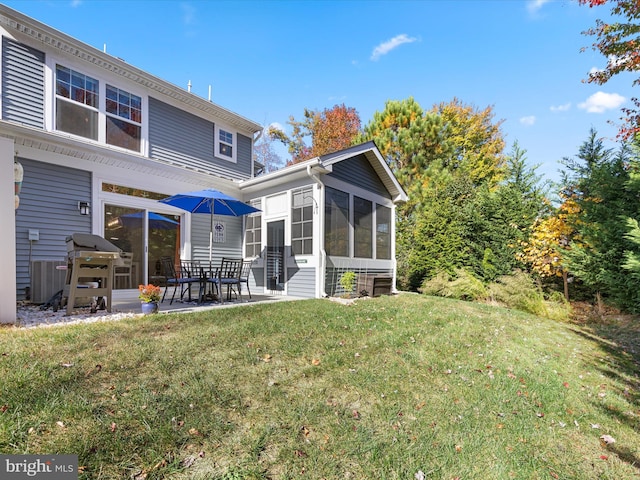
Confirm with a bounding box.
[245,199,262,257]
[54,64,144,153]
[291,187,314,255]
[105,85,142,152]
[215,125,237,162]
[55,65,99,140]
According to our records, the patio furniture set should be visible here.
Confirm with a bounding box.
[160,257,252,306]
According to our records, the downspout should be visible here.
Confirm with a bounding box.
[307,163,327,297]
[251,128,263,178]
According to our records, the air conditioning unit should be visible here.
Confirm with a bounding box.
[30,260,67,304]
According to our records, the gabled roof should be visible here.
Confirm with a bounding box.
[0,5,263,135]
[241,141,408,203]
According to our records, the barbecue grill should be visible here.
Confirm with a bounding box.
[61,233,122,315]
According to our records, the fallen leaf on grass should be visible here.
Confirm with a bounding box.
[311,358,321,366]
[600,455,608,460]
[263,354,272,363]
[0,404,8,413]
[188,428,202,436]
[60,363,74,368]
[294,449,307,458]
[56,421,65,428]
[110,422,116,432]
[352,410,360,419]
[600,434,616,446]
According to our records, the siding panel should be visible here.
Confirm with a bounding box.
[148,97,252,180]
[331,154,390,198]
[15,159,91,299]
[2,37,45,128]
[287,267,316,298]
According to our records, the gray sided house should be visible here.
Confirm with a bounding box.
[0,5,407,324]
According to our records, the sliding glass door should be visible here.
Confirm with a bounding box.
[104,205,181,288]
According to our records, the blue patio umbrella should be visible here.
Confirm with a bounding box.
[159,189,260,262]
[118,212,179,230]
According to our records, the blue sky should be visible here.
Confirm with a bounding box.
[5,0,636,183]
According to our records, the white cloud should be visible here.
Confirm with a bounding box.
[370,34,417,61]
[550,103,571,112]
[527,0,551,14]
[70,0,82,6]
[578,91,626,113]
[520,116,536,126]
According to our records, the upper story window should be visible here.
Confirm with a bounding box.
[215,126,236,162]
[106,85,141,151]
[55,65,99,140]
[55,64,143,153]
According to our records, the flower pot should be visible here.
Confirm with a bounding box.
[141,301,159,315]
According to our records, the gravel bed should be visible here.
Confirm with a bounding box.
[14,302,142,328]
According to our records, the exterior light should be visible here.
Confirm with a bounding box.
[78,201,90,216]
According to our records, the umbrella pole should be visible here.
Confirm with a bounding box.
[209,210,213,263]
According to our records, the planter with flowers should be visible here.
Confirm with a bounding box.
[138,284,161,314]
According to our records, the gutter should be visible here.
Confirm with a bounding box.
[307,163,327,298]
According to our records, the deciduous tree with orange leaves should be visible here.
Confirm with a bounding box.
[268,104,361,164]
[580,0,640,139]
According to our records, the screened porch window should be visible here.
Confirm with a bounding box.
[354,196,372,258]
[325,187,349,257]
[376,204,392,259]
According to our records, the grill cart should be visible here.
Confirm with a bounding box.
[61,233,122,316]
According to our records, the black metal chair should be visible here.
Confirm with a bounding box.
[239,260,252,300]
[206,257,243,304]
[160,257,201,304]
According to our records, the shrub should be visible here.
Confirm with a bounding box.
[420,268,487,301]
[488,271,571,321]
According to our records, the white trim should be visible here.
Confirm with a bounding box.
[214,123,237,163]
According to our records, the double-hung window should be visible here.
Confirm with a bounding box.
[216,126,236,162]
[55,65,99,140]
[106,85,142,151]
[55,64,143,153]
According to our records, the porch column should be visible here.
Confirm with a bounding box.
[0,136,17,324]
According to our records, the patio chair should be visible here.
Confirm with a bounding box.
[113,252,133,289]
[207,257,243,304]
[160,256,200,305]
[239,260,252,300]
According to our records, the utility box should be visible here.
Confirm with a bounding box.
[30,260,66,303]
[356,274,393,297]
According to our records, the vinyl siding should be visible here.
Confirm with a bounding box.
[148,97,252,180]
[287,266,316,298]
[15,158,92,299]
[190,214,243,264]
[2,37,45,128]
[330,153,390,198]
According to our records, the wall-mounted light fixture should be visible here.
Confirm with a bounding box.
[78,201,90,216]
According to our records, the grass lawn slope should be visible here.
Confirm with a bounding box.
[1,294,638,479]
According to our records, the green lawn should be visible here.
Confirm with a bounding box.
[1,294,638,479]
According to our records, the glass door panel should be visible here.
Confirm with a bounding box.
[148,211,181,286]
[105,205,144,289]
[267,220,285,292]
